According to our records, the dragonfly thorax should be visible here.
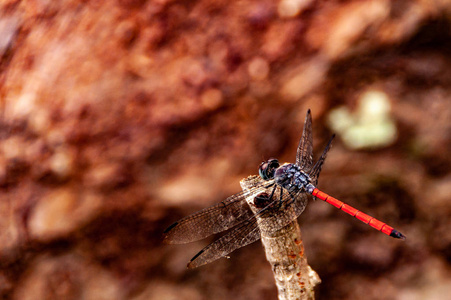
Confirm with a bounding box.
[259,159,314,192]
[274,163,311,192]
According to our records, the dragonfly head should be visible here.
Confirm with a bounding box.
[259,158,280,180]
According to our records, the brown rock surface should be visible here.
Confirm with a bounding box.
[1,0,450,299]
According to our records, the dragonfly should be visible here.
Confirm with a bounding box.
[163,109,405,268]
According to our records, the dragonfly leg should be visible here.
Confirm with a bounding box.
[278,188,284,208]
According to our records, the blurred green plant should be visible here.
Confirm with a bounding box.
[328,90,397,149]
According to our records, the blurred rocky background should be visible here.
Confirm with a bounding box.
[0,0,450,299]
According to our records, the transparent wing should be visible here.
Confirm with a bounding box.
[187,181,310,268]
[188,215,261,268]
[309,134,335,184]
[241,175,310,236]
[163,180,275,244]
[255,188,310,235]
[296,109,314,172]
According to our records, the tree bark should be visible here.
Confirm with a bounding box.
[241,175,320,300]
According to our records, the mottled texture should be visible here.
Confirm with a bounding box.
[241,175,320,300]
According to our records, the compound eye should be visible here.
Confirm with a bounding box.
[268,159,280,169]
[259,159,280,180]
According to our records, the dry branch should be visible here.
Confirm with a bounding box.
[241,175,320,300]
